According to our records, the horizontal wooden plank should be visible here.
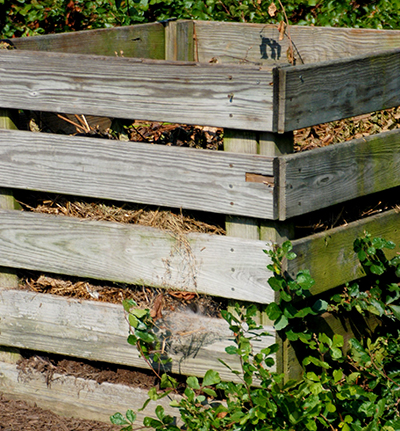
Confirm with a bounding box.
[278,129,400,220]
[11,22,166,59]
[0,49,274,131]
[0,129,275,219]
[287,208,400,295]
[0,361,179,424]
[0,210,274,304]
[194,21,400,65]
[0,290,276,381]
[276,48,400,132]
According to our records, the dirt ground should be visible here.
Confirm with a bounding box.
[0,351,161,431]
[0,394,121,431]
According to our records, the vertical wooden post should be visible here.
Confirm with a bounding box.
[224,129,294,244]
[0,109,20,289]
[165,20,194,62]
[224,128,295,378]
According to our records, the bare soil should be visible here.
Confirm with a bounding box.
[0,394,120,431]
[0,350,164,431]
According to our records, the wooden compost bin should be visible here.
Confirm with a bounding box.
[1,20,400,422]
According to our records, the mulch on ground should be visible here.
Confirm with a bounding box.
[0,394,120,431]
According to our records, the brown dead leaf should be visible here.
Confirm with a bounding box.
[268,2,277,17]
[168,291,196,301]
[150,293,164,320]
[278,20,286,41]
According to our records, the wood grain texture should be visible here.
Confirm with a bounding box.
[11,22,166,59]
[194,21,400,65]
[0,210,274,303]
[0,128,275,219]
[0,290,276,381]
[165,20,194,61]
[278,129,400,220]
[287,209,400,296]
[0,49,274,131]
[277,48,400,132]
[0,109,19,289]
[0,361,180,424]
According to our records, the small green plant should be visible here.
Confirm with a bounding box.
[112,233,400,430]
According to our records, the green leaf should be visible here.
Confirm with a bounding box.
[225,345,238,355]
[155,405,165,421]
[282,241,293,253]
[274,314,289,330]
[388,304,400,320]
[110,412,129,425]
[333,369,343,383]
[135,330,155,343]
[287,252,297,260]
[370,264,384,275]
[128,314,139,328]
[160,373,178,389]
[266,302,282,320]
[130,308,149,319]
[268,276,285,291]
[187,376,200,389]
[202,387,217,397]
[127,334,137,346]
[122,298,138,312]
[296,270,315,290]
[280,290,292,302]
[332,334,344,348]
[125,409,136,423]
[203,369,221,386]
[143,417,164,428]
[312,299,328,313]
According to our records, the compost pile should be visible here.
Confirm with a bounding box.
[293,106,400,152]
[14,105,400,303]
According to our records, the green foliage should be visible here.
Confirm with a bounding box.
[111,233,400,430]
[1,0,399,39]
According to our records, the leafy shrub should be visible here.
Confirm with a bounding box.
[1,0,399,39]
[111,233,400,430]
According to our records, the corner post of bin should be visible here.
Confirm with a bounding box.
[0,109,20,289]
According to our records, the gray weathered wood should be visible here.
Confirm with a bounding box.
[287,208,400,296]
[11,22,166,59]
[165,20,194,61]
[0,109,19,289]
[0,210,274,304]
[194,21,400,65]
[278,128,400,220]
[0,361,180,424]
[0,128,275,219]
[0,290,275,380]
[0,49,274,131]
[276,47,400,132]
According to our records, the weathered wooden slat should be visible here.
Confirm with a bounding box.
[278,129,400,220]
[0,210,274,303]
[0,362,180,424]
[11,22,166,59]
[194,21,400,65]
[0,50,274,131]
[0,290,275,381]
[287,208,400,296]
[276,48,400,132]
[0,129,275,219]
